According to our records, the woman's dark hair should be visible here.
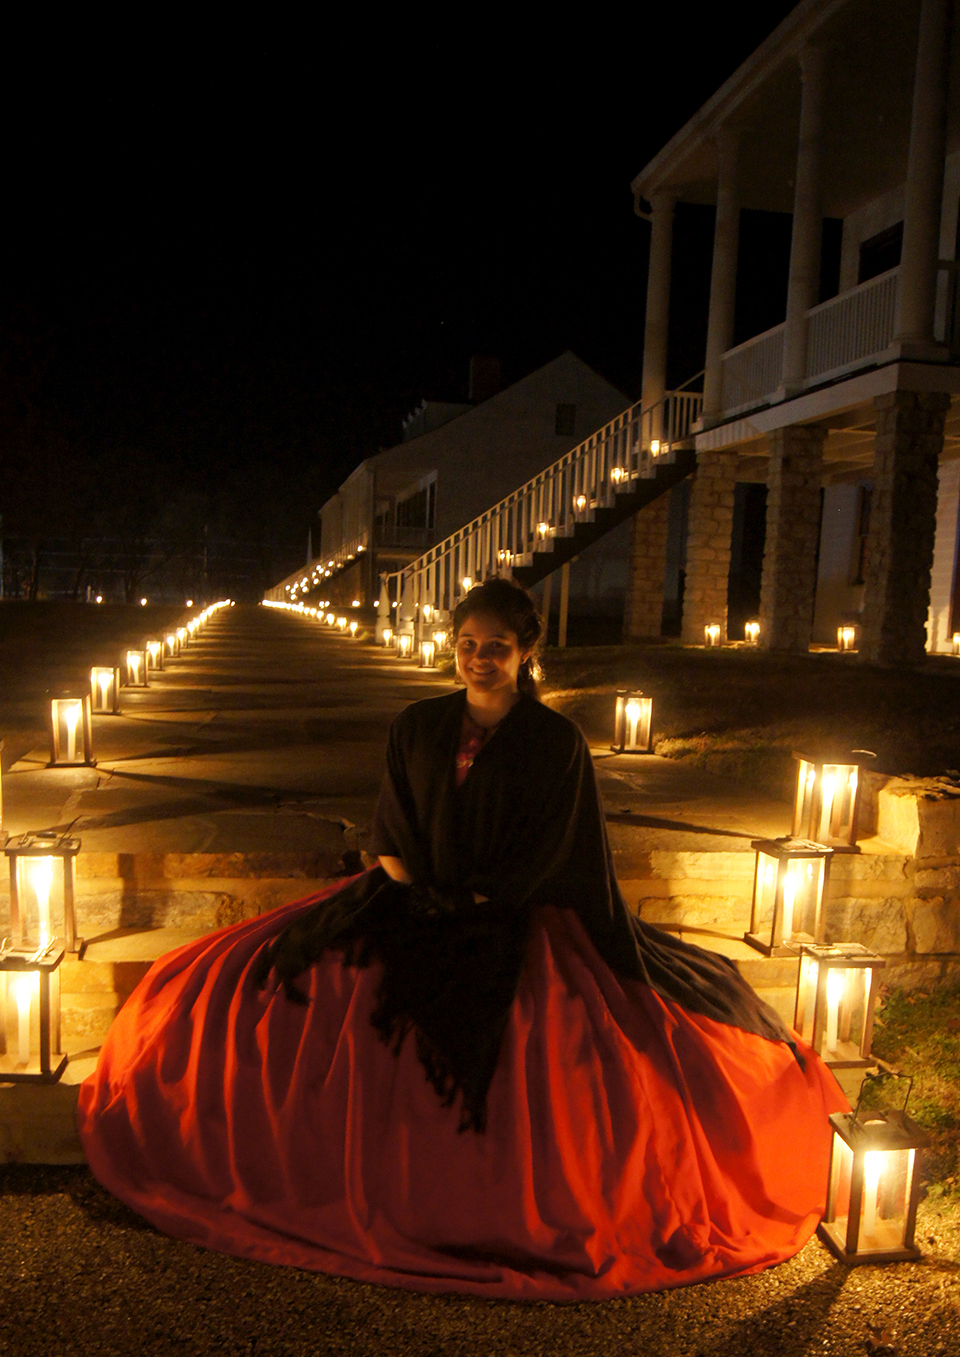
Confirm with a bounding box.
[452,578,544,697]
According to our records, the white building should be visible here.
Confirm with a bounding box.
[269,352,629,612]
[630,0,960,662]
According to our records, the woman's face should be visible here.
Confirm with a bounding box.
[455,610,530,699]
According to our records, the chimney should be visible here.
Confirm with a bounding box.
[468,355,502,405]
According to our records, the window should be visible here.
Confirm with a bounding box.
[395,481,436,530]
[555,403,577,436]
[858,223,903,284]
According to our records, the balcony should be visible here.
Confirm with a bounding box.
[719,267,902,417]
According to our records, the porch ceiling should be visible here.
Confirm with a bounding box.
[633,0,960,219]
[733,391,960,483]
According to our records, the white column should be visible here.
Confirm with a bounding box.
[897,0,952,344]
[702,129,741,422]
[641,192,676,416]
[781,46,826,392]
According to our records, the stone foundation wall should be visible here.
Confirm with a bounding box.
[860,390,949,665]
[623,495,670,640]
[681,450,738,643]
[759,423,825,652]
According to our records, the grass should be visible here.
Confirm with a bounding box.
[870,981,960,1199]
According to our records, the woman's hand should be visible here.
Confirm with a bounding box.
[379,855,413,885]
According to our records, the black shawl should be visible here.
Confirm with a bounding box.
[256,690,797,1129]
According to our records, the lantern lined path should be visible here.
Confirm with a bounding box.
[0,602,891,1161]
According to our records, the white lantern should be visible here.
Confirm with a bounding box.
[744,620,760,645]
[794,943,886,1069]
[0,943,67,1083]
[704,623,721,647]
[819,1075,930,1265]
[420,640,436,668]
[49,696,95,767]
[122,648,149,688]
[4,832,82,953]
[745,837,832,956]
[792,751,868,851]
[612,691,653,753]
[397,633,414,658]
[90,666,121,715]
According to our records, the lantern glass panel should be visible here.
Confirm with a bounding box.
[751,850,780,940]
[145,639,163,671]
[826,1135,916,1255]
[397,633,413,658]
[90,666,120,714]
[420,641,436,668]
[124,650,148,686]
[433,630,448,651]
[50,696,93,766]
[818,763,859,842]
[15,856,57,949]
[704,624,721,646]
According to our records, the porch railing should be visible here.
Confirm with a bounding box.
[806,267,899,382]
[719,267,905,414]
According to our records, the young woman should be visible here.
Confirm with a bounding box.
[78,579,846,1300]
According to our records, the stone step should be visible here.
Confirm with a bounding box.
[1,923,819,1167]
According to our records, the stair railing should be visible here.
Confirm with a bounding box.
[380,377,703,638]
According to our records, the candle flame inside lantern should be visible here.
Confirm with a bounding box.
[15,974,31,1065]
[782,866,798,940]
[433,630,447,650]
[97,670,112,708]
[127,652,141,684]
[745,621,760,644]
[349,620,358,636]
[826,966,844,1054]
[575,495,586,511]
[462,577,473,592]
[862,1149,883,1238]
[28,856,54,948]
[62,700,81,762]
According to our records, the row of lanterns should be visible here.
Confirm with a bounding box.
[264,598,451,669]
[50,601,233,767]
[1,601,233,1083]
[701,621,857,650]
[611,695,929,1262]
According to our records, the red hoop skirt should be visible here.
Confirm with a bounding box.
[77,887,846,1300]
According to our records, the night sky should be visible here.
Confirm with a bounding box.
[2,10,799,585]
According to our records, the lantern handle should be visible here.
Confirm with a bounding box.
[853,1067,913,1122]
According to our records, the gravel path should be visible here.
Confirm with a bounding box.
[1,1166,957,1357]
